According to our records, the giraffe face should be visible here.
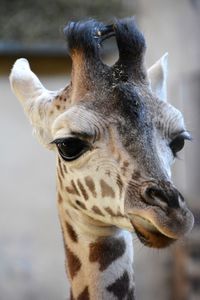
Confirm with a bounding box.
[51,87,194,248]
[10,18,194,249]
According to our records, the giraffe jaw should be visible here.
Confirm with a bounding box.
[130,215,176,248]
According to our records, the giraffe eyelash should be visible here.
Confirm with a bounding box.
[52,137,91,162]
[169,131,191,157]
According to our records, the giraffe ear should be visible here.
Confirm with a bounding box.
[10,58,48,103]
[147,53,168,101]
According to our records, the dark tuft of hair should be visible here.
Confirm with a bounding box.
[63,19,105,55]
[63,17,147,83]
[113,17,146,64]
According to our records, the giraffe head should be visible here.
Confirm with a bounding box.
[10,18,194,248]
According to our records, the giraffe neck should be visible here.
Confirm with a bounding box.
[57,202,135,300]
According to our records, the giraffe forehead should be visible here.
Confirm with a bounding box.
[86,83,149,119]
[52,105,106,139]
[52,83,185,151]
[78,83,153,143]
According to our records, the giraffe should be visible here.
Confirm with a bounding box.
[10,18,194,300]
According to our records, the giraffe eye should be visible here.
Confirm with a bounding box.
[169,132,190,156]
[54,137,90,161]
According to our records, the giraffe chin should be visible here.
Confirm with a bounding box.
[130,216,176,249]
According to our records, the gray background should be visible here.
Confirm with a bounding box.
[0,0,200,299]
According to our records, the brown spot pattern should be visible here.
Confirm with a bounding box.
[66,180,80,196]
[92,206,104,216]
[104,207,116,217]
[63,164,67,173]
[89,237,126,271]
[76,200,86,210]
[58,157,64,178]
[57,173,63,189]
[100,179,115,198]
[123,160,129,168]
[77,179,89,200]
[116,209,124,217]
[131,171,141,181]
[65,247,81,279]
[77,286,89,300]
[85,176,97,198]
[65,221,78,242]
[58,193,63,204]
[107,271,130,299]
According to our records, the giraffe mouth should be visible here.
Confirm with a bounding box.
[130,215,176,248]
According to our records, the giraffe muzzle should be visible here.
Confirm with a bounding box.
[126,180,194,248]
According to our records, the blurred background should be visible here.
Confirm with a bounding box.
[0,0,200,299]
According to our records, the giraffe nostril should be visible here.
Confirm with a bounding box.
[144,187,168,209]
[146,187,165,200]
[143,185,182,209]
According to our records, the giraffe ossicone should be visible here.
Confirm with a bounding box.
[10,17,194,300]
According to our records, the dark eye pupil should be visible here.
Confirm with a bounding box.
[170,136,185,155]
[57,138,89,161]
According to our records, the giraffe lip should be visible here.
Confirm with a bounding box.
[130,215,176,249]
